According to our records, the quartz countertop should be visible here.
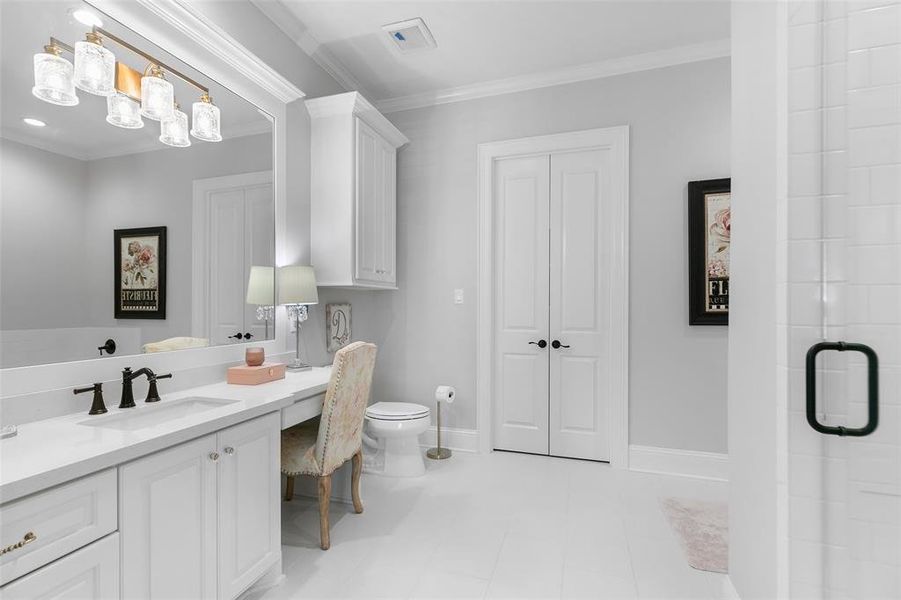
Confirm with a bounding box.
[0,367,332,504]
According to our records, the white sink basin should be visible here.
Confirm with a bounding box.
[79,397,238,431]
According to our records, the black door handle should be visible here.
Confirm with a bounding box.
[806,341,878,437]
[228,333,243,341]
[243,332,253,339]
[551,340,570,349]
[528,340,547,349]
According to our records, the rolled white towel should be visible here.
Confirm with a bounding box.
[142,336,210,353]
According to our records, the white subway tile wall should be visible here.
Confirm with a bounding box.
[787,0,901,597]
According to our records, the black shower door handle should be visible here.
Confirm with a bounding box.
[806,341,878,437]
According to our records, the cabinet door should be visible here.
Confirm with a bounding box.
[217,413,280,600]
[0,533,119,599]
[120,435,218,600]
[355,118,385,284]
[377,138,397,285]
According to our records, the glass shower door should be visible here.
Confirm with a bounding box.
[786,0,900,598]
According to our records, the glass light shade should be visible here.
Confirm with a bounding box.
[190,98,222,142]
[32,51,78,106]
[73,38,115,96]
[106,93,143,129]
[159,107,190,147]
[278,266,318,305]
[141,74,175,121]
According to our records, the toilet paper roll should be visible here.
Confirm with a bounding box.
[435,385,455,404]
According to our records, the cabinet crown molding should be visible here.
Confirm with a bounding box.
[306,91,409,149]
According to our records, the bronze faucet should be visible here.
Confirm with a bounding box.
[120,368,172,408]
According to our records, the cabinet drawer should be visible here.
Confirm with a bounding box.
[281,393,325,429]
[0,469,117,585]
[0,533,119,599]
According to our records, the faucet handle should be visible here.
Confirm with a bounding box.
[74,383,108,415]
[145,373,171,403]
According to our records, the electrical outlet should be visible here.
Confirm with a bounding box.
[454,289,464,304]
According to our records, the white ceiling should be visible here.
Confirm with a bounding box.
[265,0,730,105]
[0,1,271,161]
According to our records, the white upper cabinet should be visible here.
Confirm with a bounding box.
[308,92,408,289]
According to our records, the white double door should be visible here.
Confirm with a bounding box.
[493,149,613,461]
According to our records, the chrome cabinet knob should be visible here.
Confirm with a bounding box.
[224,446,235,455]
[209,452,220,461]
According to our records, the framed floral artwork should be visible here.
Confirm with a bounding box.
[688,179,730,325]
[114,226,167,319]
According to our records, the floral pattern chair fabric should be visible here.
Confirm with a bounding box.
[281,341,377,549]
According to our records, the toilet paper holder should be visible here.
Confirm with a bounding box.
[427,386,454,460]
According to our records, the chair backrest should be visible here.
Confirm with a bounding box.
[315,341,378,475]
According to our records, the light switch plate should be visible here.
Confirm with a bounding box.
[454,289,464,304]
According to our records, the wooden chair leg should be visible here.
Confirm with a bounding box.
[351,450,364,514]
[284,475,294,502]
[318,475,332,550]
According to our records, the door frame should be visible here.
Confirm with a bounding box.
[476,126,630,468]
[191,171,273,340]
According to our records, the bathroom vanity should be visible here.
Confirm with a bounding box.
[0,368,331,598]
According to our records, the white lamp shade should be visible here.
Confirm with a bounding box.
[106,93,143,129]
[73,39,115,96]
[190,99,222,142]
[246,266,275,305]
[141,74,174,121]
[33,51,78,106]
[160,107,190,147]
[278,266,318,305]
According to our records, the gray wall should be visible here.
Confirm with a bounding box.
[1,133,272,346]
[315,58,732,454]
[0,139,90,329]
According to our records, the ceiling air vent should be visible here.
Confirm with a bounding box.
[382,18,437,54]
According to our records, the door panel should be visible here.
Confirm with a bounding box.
[218,413,280,600]
[209,190,245,346]
[355,118,382,283]
[120,435,218,599]
[549,150,609,461]
[493,155,551,455]
[244,183,274,341]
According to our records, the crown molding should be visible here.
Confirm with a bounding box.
[126,0,305,103]
[306,92,409,148]
[376,38,731,113]
[248,0,372,98]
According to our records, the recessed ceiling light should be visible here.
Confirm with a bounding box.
[23,118,46,127]
[72,8,103,28]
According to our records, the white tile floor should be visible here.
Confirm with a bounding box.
[254,451,739,600]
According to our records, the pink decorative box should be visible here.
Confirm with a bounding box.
[227,362,286,385]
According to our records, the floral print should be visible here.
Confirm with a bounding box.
[122,239,157,288]
[281,342,378,477]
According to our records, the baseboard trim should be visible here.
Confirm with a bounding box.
[629,445,729,482]
[420,426,479,453]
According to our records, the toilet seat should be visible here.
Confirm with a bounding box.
[366,402,429,421]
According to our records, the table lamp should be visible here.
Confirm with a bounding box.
[278,265,318,371]
[246,266,274,339]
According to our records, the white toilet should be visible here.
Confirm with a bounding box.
[363,402,430,477]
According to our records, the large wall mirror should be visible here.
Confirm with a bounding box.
[0,1,276,369]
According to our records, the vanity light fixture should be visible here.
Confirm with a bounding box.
[160,102,190,147]
[73,31,115,96]
[190,93,222,142]
[106,92,143,129]
[32,41,79,106]
[246,266,275,339]
[140,65,175,121]
[22,117,46,127]
[31,19,224,147]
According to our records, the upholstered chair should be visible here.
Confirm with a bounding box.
[281,341,377,550]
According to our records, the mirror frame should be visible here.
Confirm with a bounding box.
[0,0,305,401]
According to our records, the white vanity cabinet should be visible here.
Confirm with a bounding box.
[308,92,409,289]
[119,412,280,599]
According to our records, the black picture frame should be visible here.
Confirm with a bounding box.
[688,178,730,326]
[114,226,167,320]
